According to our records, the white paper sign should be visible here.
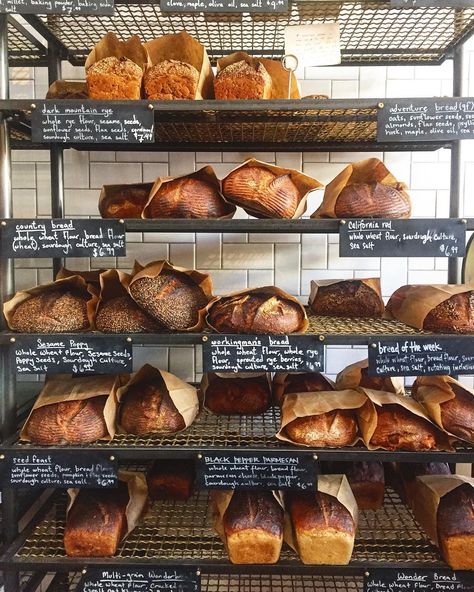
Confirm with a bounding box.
[284,23,341,68]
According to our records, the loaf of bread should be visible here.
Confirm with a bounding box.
[335,360,404,394]
[87,56,143,100]
[334,182,411,219]
[204,374,271,415]
[222,491,284,564]
[397,462,451,506]
[99,184,152,219]
[46,80,88,99]
[285,408,358,447]
[424,292,474,332]
[437,483,474,570]
[214,60,272,100]
[144,59,199,100]
[64,483,129,557]
[332,462,385,510]
[309,279,384,318]
[96,295,162,333]
[147,459,195,501]
[274,372,334,406]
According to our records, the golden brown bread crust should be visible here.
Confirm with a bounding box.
[288,491,355,537]
[208,293,304,334]
[205,374,271,415]
[214,60,272,100]
[96,295,162,333]
[129,269,208,331]
[310,281,384,318]
[437,484,474,570]
[335,182,411,219]
[87,56,143,100]
[147,177,230,219]
[144,60,199,100]
[423,292,474,333]
[359,367,397,392]
[370,405,439,451]
[100,186,150,219]
[286,409,358,447]
[25,397,108,445]
[64,484,129,557]
[10,289,90,333]
[439,384,474,442]
[283,373,334,395]
[147,459,195,500]
[222,166,300,218]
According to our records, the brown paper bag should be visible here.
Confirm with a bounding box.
[117,363,199,433]
[276,389,367,447]
[128,260,214,332]
[85,32,150,73]
[335,359,405,396]
[200,372,272,413]
[142,166,235,220]
[384,284,474,330]
[357,388,452,451]
[20,374,122,442]
[55,267,105,289]
[98,182,154,219]
[144,32,214,100]
[222,159,322,219]
[272,372,335,407]
[308,278,384,316]
[311,158,410,219]
[46,80,88,99]
[3,275,98,332]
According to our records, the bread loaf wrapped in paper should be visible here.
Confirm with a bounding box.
[201,372,272,415]
[272,372,335,407]
[335,359,405,395]
[99,182,153,219]
[309,278,384,318]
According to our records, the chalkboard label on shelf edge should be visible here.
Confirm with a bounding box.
[160,0,288,13]
[197,452,317,490]
[339,218,466,258]
[377,98,474,142]
[31,101,154,144]
[202,334,324,373]
[13,336,133,375]
[391,0,474,7]
[0,451,118,489]
[0,0,113,14]
[78,567,200,592]
[1,218,126,259]
[368,336,474,377]
[364,568,474,592]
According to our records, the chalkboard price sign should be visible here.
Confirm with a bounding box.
[197,452,317,490]
[32,101,154,144]
[160,0,288,13]
[365,569,474,592]
[1,218,126,259]
[368,336,474,376]
[339,218,465,258]
[202,335,324,372]
[1,451,118,489]
[377,98,474,142]
[78,567,200,592]
[0,0,114,14]
[13,336,133,374]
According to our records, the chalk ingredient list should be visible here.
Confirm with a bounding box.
[0,0,114,14]
[160,0,287,12]
[78,567,200,592]
[365,569,474,592]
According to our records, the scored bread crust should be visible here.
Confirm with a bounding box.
[335,182,411,219]
[215,60,272,100]
[87,56,143,100]
[310,281,384,318]
[144,59,199,100]
[286,409,358,447]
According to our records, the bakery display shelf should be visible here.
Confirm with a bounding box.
[1,99,449,152]
[7,17,47,67]
[21,1,474,67]
[1,488,446,573]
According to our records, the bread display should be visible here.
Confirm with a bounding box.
[309,279,384,318]
[214,59,272,100]
[335,359,404,395]
[202,373,272,415]
[273,372,334,406]
[46,80,88,99]
[96,295,163,333]
[397,462,451,507]
[147,459,195,500]
[144,59,200,100]
[325,462,385,510]
[99,183,153,219]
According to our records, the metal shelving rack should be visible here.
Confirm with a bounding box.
[0,2,473,591]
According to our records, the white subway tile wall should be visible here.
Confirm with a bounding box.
[9,37,474,381]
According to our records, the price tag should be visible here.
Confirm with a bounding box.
[284,23,341,67]
[160,0,288,12]
[78,567,200,592]
[197,452,317,490]
[368,337,474,376]
[1,218,126,259]
[339,219,465,258]
[13,336,133,374]
[365,569,474,592]
[202,335,324,373]
[0,0,114,14]
[32,101,154,144]
[1,451,118,489]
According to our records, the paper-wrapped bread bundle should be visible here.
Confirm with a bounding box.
[335,359,405,395]
[99,183,153,219]
[309,279,384,318]
[201,373,272,415]
[323,461,385,510]
[273,372,335,407]
[396,462,451,508]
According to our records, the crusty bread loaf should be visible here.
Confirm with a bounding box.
[286,409,358,447]
[370,405,440,451]
[96,295,162,333]
[359,368,397,392]
[335,182,411,219]
[10,289,90,333]
[437,483,474,570]
[99,185,151,219]
[336,462,385,510]
[214,60,272,100]
[275,372,334,406]
[46,80,88,99]
[87,56,143,100]
[144,59,199,100]
[309,280,384,318]
[64,484,129,557]
[204,374,271,415]
[397,462,451,506]
[223,491,283,564]
[147,459,195,501]
[423,292,474,333]
[287,491,355,564]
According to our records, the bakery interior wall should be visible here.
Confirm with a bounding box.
[8,37,474,385]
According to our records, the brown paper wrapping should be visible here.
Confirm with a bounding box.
[413,375,474,443]
[3,275,98,332]
[206,286,309,334]
[217,52,300,99]
[142,166,236,220]
[311,158,410,219]
[144,32,214,100]
[98,182,154,219]
[357,388,452,451]
[20,374,122,442]
[384,284,474,330]
[335,359,405,396]
[200,372,272,412]
[67,469,149,540]
[272,372,335,407]
[85,32,150,73]
[55,267,106,288]
[222,159,322,219]
[128,260,214,332]
[308,278,383,312]
[46,80,88,99]
[412,474,474,546]
[276,389,367,447]
[117,363,199,433]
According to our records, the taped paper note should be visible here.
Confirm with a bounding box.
[284,23,341,68]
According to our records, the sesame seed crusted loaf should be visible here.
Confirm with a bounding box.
[87,56,143,100]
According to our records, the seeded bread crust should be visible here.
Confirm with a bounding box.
[87,56,143,100]
[144,59,200,100]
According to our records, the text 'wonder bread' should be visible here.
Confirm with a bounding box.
[87,56,143,100]
[335,182,411,219]
[144,59,200,100]
[214,60,272,100]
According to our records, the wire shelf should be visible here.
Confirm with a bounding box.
[8,18,47,67]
